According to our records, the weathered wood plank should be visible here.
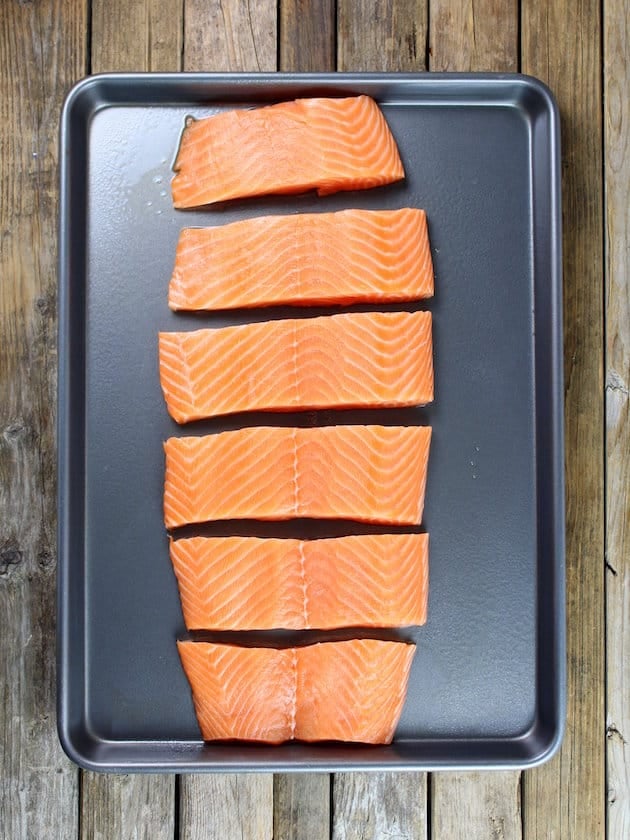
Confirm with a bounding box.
[431,773,521,840]
[79,5,181,836]
[179,775,272,840]
[337,0,427,70]
[80,774,174,840]
[333,7,428,834]
[429,0,518,71]
[522,0,606,836]
[92,0,183,71]
[332,772,426,840]
[604,0,630,834]
[0,0,86,837]
[178,4,276,835]
[272,3,335,836]
[183,0,276,72]
[280,0,335,71]
[273,775,330,840]
[428,4,522,837]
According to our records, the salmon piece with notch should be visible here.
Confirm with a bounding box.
[171,96,404,207]
[177,639,415,744]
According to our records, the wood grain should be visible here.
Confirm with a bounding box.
[332,772,426,840]
[178,4,276,835]
[179,775,273,840]
[273,775,330,840]
[429,0,518,71]
[280,0,335,71]
[183,0,276,71]
[431,773,521,840]
[80,5,181,835]
[333,6,428,836]
[92,0,183,71]
[522,0,606,836]
[604,0,630,834]
[0,1,85,837]
[337,0,427,70]
[80,774,174,840]
[428,3,522,835]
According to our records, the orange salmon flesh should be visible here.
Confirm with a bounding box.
[170,533,429,630]
[168,208,433,310]
[159,311,433,422]
[163,425,432,528]
[177,638,415,744]
[171,96,404,207]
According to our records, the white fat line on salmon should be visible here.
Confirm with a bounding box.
[290,648,298,740]
[291,427,299,517]
[290,318,301,516]
[298,543,309,627]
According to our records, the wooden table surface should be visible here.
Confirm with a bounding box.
[1,0,627,838]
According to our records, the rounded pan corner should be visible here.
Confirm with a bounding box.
[60,74,132,141]
[515,705,567,771]
[522,728,565,771]
[511,73,561,125]
[56,714,104,774]
[60,75,102,123]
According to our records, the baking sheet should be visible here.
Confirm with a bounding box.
[57,73,564,771]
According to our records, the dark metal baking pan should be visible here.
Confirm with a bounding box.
[57,73,564,772]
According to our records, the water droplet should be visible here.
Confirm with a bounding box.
[146,200,153,207]
[469,460,475,466]
[475,445,480,452]
[160,189,167,197]
[32,152,38,158]
[156,209,162,215]
[472,474,478,480]
[152,174,163,184]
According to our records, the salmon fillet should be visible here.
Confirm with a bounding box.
[159,311,433,423]
[168,208,433,311]
[170,533,429,630]
[177,639,415,743]
[163,425,431,528]
[171,96,404,208]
